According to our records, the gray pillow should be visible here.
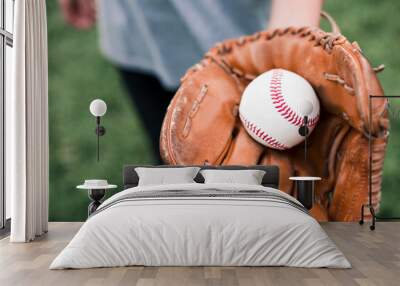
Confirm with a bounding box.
[200,169,266,185]
[135,167,200,186]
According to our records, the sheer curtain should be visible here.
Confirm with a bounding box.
[7,0,48,242]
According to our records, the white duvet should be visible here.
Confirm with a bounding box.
[50,183,350,269]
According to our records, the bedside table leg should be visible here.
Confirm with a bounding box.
[296,181,314,210]
[88,201,102,216]
[87,189,106,216]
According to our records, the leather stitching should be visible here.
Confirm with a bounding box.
[240,114,288,150]
[270,70,319,127]
[182,85,208,138]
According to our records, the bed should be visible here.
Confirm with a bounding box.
[50,165,350,269]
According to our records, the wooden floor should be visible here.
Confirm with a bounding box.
[0,222,399,286]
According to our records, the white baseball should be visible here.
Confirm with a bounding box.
[239,69,320,150]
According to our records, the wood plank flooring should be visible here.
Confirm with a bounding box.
[0,222,399,286]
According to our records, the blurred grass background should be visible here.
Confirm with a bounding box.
[47,1,154,221]
[47,0,400,221]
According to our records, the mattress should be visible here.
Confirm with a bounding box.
[50,183,350,269]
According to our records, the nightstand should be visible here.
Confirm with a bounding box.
[289,177,321,210]
[77,180,117,216]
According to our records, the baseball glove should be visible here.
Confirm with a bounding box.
[160,12,389,221]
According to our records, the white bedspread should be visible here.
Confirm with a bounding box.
[50,183,350,269]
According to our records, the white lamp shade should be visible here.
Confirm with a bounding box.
[299,100,313,116]
[90,99,107,117]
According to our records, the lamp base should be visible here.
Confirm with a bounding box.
[95,126,106,136]
[298,125,309,137]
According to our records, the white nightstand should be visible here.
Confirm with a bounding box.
[289,177,321,210]
[77,180,117,216]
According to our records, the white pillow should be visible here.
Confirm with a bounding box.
[135,167,200,186]
[200,169,266,185]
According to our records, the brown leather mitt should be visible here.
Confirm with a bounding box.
[160,12,389,221]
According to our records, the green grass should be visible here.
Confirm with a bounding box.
[48,0,400,221]
[47,1,154,221]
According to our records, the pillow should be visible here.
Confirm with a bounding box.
[135,167,200,186]
[200,169,266,185]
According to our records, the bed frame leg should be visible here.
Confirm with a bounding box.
[369,206,376,231]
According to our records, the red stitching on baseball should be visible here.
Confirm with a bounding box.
[269,70,318,128]
[240,114,288,150]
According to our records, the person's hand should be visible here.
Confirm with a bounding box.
[59,0,96,29]
[268,0,323,29]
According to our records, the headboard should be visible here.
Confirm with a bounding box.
[123,165,280,189]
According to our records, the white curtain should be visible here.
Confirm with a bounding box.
[7,0,49,242]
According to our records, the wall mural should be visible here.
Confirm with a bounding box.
[48,1,400,222]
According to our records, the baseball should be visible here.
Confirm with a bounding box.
[239,68,320,150]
